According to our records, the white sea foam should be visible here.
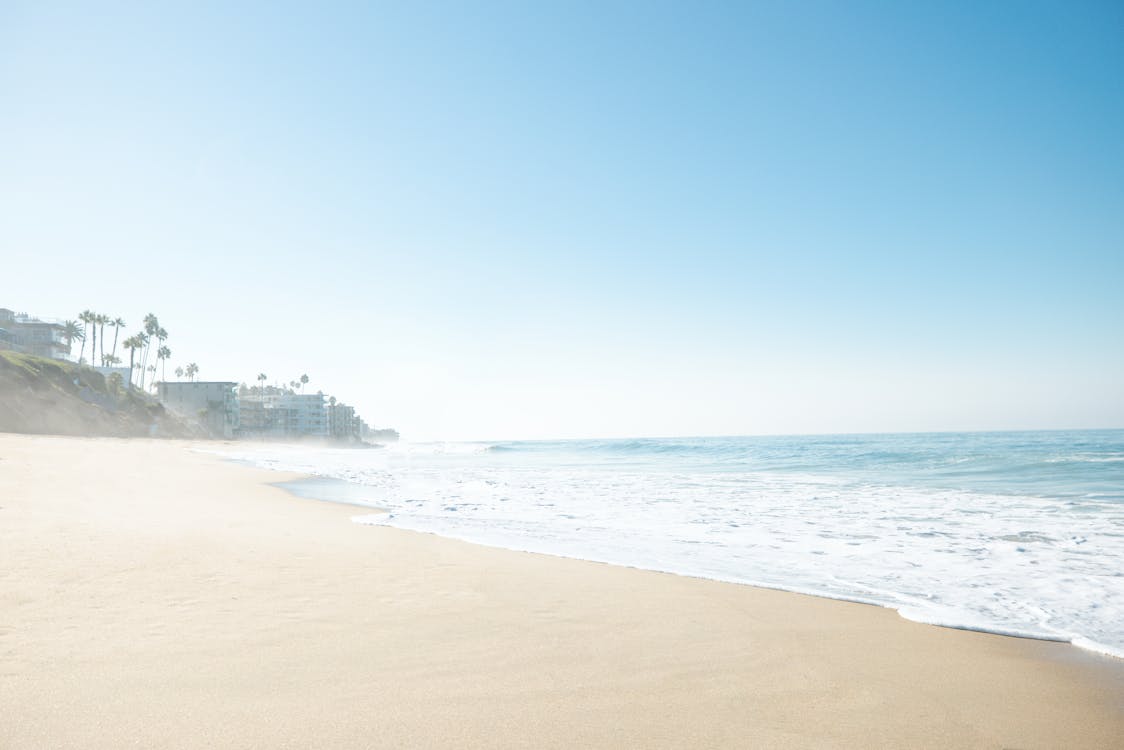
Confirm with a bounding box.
[212,432,1124,659]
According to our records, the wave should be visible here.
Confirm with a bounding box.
[480,435,1124,502]
[485,437,753,458]
[349,509,1124,661]
[486,439,652,454]
[216,428,1124,661]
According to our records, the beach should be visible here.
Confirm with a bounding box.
[2,434,1122,748]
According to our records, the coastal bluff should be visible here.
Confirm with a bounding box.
[0,351,198,438]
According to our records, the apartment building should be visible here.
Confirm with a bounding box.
[0,308,71,360]
[276,393,329,437]
[328,401,358,440]
[157,381,240,438]
[238,392,330,439]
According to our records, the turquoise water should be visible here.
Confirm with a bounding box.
[223,429,1124,657]
[484,430,1124,502]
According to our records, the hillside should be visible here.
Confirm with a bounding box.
[0,351,201,438]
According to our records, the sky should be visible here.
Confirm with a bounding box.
[2,1,1122,440]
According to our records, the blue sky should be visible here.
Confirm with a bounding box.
[2,1,1122,439]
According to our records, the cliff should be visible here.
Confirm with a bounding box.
[0,351,201,438]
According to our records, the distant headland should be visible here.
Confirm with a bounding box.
[0,306,397,443]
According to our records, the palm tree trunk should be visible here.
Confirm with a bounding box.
[91,327,97,369]
[111,326,120,360]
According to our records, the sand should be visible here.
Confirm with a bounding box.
[1,434,1121,749]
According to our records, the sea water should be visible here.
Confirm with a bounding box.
[217,430,1124,658]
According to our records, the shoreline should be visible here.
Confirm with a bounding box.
[3,434,1123,748]
[270,471,1124,662]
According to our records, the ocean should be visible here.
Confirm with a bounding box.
[218,429,1124,658]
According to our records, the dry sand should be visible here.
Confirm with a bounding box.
[1,434,1121,749]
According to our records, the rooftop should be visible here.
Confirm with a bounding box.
[0,309,66,327]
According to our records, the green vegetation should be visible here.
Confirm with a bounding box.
[63,320,83,352]
[122,333,145,387]
[109,317,125,362]
[0,351,199,437]
[78,309,93,363]
[63,308,199,393]
[157,345,172,382]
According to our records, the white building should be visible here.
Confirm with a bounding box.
[276,393,328,437]
[0,308,71,360]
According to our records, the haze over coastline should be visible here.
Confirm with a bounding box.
[3,2,1123,441]
[4,4,1124,748]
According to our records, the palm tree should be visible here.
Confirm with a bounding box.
[88,312,99,367]
[300,373,309,393]
[150,327,168,389]
[175,366,184,381]
[109,317,125,361]
[157,346,171,384]
[78,310,94,364]
[103,354,121,366]
[140,314,159,380]
[186,362,199,382]
[96,313,109,365]
[146,364,157,391]
[123,333,146,388]
[62,320,83,360]
[257,373,267,396]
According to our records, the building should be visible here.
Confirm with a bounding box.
[237,395,274,435]
[237,392,329,439]
[0,308,71,360]
[276,393,328,437]
[236,386,378,443]
[236,392,287,439]
[157,381,240,438]
[328,401,358,440]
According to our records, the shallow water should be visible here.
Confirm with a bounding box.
[218,430,1124,658]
